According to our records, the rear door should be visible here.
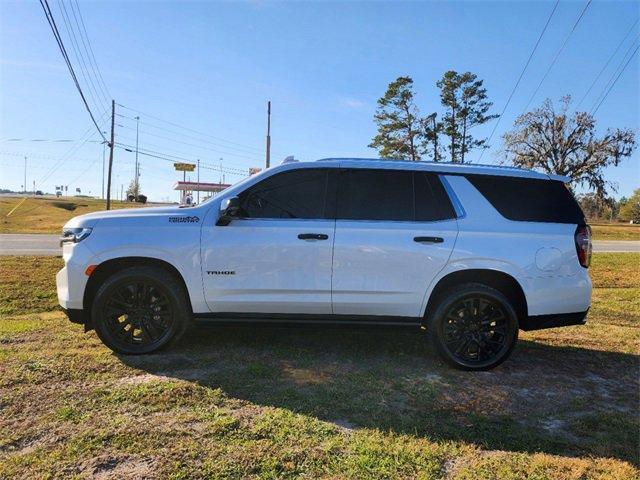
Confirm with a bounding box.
[201,167,336,314]
[331,168,458,317]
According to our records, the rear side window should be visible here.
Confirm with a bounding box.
[414,172,456,221]
[337,169,413,221]
[336,169,456,222]
[239,169,329,219]
[467,175,586,224]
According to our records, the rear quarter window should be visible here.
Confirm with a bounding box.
[466,175,586,224]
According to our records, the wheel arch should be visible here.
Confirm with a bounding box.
[423,269,528,325]
[82,256,193,330]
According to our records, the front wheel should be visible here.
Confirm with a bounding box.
[427,283,519,371]
[91,266,189,354]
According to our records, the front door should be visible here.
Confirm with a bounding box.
[201,168,335,314]
[331,168,458,317]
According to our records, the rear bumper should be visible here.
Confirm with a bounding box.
[520,309,588,331]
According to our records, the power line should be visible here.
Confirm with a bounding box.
[1,138,90,143]
[115,121,263,163]
[69,0,112,101]
[55,0,107,113]
[37,114,109,186]
[116,131,254,170]
[116,103,274,155]
[576,19,639,110]
[590,43,639,115]
[116,113,267,157]
[588,37,639,114]
[115,143,247,176]
[478,0,560,162]
[37,0,107,142]
[521,0,593,114]
[68,155,101,186]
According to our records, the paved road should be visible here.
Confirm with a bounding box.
[1,233,639,256]
[0,234,61,256]
[592,240,640,252]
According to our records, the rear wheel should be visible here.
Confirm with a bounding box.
[91,266,189,354]
[427,283,518,370]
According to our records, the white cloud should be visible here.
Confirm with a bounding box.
[339,96,366,109]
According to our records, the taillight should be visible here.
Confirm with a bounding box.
[575,224,592,268]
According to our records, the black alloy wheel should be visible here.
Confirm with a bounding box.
[428,283,518,370]
[92,266,188,354]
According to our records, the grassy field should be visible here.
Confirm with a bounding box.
[0,254,638,478]
[0,196,160,234]
[590,223,640,241]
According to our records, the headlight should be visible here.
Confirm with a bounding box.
[60,227,93,246]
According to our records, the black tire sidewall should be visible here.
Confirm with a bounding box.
[92,266,188,354]
[428,284,519,371]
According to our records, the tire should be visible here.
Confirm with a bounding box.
[91,266,189,354]
[426,283,519,371]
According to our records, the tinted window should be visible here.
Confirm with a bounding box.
[414,172,456,221]
[239,169,329,219]
[337,169,414,221]
[467,175,586,224]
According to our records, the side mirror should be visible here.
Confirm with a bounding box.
[216,196,241,226]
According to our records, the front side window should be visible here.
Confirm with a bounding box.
[239,169,329,219]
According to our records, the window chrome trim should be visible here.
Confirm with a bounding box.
[439,175,466,219]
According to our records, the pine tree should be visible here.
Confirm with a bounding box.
[437,71,498,162]
[369,76,424,161]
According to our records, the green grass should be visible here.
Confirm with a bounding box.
[0,256,62,316]
[0,196,158,234]
[0,254,638,478]
[590,223,640,241]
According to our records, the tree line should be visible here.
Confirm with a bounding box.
[370,73,636,202]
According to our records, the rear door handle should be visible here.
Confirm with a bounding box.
[414,236,444,244]
[298,233,329,240]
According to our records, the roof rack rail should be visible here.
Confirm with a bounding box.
[316,157,528,171]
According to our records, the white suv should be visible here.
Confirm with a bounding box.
[56,159,592,370]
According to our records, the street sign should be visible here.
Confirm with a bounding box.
[174,162,196,172]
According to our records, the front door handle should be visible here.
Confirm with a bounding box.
[414,236,444,244]
[298,233,329,241]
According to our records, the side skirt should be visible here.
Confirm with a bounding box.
[192,312,422,329]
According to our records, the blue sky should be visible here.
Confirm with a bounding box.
[1,0,638,202]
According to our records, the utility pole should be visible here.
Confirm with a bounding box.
[135,116,140,198]
[265,100,271,168]
[106,100,115,210]
[196,159,200,204]
[101,134,106,199]
[23,156,27,194]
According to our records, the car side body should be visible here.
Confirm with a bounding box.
[56,158,592,369]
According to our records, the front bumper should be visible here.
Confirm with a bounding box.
[520,309,589,331]
[56,241,96,310]
[61,307,86,325]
